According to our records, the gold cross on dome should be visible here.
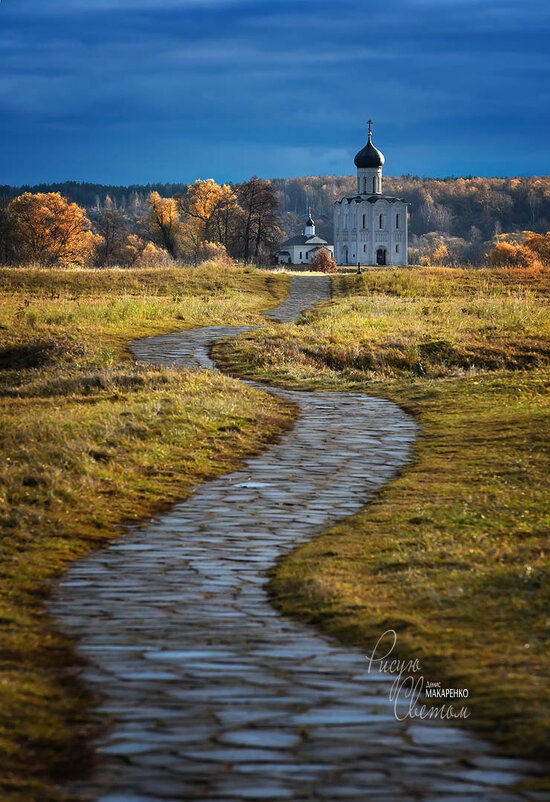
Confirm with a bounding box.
[366,119,373,135]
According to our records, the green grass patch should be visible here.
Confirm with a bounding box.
[0,264,293,801]
[214,266,550,772]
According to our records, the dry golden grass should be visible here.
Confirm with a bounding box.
[215,266,550,777]
[0,264,293,801]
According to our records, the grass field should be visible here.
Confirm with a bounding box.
[214,267,550,774]
[0,265,292,801]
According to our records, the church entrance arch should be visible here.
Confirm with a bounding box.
[343,246,349,264]
[376,248,387,266]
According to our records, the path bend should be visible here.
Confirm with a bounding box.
[51,275,544,802]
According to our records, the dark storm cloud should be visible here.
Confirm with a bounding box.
[0,0,548,183]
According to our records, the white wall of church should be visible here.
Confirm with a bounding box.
[333,198,408,266]
[286,244,335,265]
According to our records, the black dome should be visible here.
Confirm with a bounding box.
[354,134,385,168]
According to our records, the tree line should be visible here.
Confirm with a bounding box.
[274,175,550,265]
[0,178,281,267]
[1,174,549,268]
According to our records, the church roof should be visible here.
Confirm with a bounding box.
[354,132,385,168]
[281,234,310,246]
[307,244,332,253]
[280,233,330,247]
[335,194,408,205]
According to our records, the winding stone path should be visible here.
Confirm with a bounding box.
[51,276,546,801]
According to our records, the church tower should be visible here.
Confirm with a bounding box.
[355,120,384,195]
[304,208,315,237]
[333,121,408,267]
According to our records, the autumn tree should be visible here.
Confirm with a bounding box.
[180,179,240,249]
[433,244,449,265]
[94,208,129,265]
[523,232,550,265]
[7,192,94,265]
[209,187,244,254]
[236,176,281,263]
[148,192,181,259]
[0,199,16,264]
[489,242,539,269]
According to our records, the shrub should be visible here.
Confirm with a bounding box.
[489,241,541,269]
[196,241,234,267]
[309,249,337,273]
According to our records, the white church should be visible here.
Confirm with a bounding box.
[334,122,408,266]
[275,210,335,266]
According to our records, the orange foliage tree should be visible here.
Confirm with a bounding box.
[523,232,550,265]
[8,192,94,265]
[488,231,550,269]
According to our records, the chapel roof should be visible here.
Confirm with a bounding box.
[280,233,330,247]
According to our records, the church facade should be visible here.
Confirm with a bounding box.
[334,123,408,266]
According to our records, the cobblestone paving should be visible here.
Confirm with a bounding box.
[51,276,547,801]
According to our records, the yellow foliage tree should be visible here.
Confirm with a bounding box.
[433,244,449,265]
[121,233,148,266]
[8,192,93,266]
[148,192,181,259]
[185,179,237,243]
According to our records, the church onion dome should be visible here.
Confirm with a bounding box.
[354,132,385,168]
[306,212,314,226]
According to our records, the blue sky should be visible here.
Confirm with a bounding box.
[0,0,549,184]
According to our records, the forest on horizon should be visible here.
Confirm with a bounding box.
[2,174,549,266]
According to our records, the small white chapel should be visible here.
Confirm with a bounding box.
[275,210,334,266]
[334,121,408,266]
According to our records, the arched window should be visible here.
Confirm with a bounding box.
[396,214,400,229]
[363,177,367,193]
[396,244,399,253]
[362,214,366,228]
[372,177,376,193]
[379,214,383,229]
